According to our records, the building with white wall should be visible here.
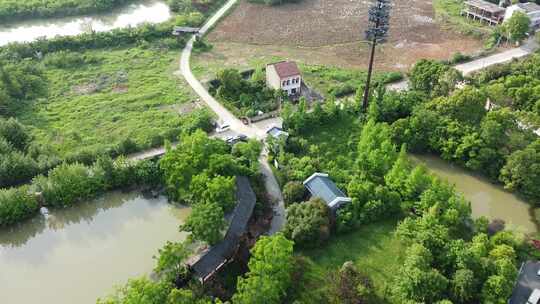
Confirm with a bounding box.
[266,61,302,97]
[504,2,540,28]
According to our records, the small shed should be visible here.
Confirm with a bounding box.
[303,173,352,211]
[266,126,289,140]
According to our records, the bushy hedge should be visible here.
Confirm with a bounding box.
[0,157,162,225]
[0,186,39,226]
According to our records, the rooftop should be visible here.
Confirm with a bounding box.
[464,0,505,13]
[267,126,289,139]
[303,173,352,210]
[191,176,256,283]
[517,2,540,13]
[268,61,301,78]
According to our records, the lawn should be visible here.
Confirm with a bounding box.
[17,44,194,156]
[295,220,404,303]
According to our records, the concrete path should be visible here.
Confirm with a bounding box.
[178,0,286,233]
[388,38,539,92]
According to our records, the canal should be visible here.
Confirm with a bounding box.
[412,154,537,234]
[0,0,171,46]
[0,191,190,304]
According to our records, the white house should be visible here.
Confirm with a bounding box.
[504,2,540,28]
[266,61,302,97]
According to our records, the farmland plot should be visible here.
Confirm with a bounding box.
[202,0,483,71]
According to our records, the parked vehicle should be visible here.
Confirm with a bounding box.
[216,123,230,133]
[528,289,540,304]
[225,134,248,145]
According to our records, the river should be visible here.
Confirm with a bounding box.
[0,0,171,46]
[412,154,537,234]
[0,191,190,304]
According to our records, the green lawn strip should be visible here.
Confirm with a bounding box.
[17,46,193,156]
[297,220,404,303]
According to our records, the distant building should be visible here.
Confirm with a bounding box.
[303,173,352,212]
[266,61,302,97]
[505,2,540,28]
[462,0,505,25]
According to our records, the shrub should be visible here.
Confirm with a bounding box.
[283,198,331,247]
[283,181,306,205]
[0,151,39,188]
[33,163,103,207]
[0,186,39,227]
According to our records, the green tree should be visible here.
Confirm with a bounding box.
[392,243,449,303]
[499,139,540,199]
[97,277,172,304]
[189,174,236,211]
[153,241,191,283]
[160,130,229,201]
[283,198,330,246]
[505,11,530,43]
[409,59,462,97]
[451,268,476,303]
[384,144,411,196]
[181,201,225,245]
[233,234,294,304]
[357,120,398,181]
[0,118,30,151]
[282,181,306,205]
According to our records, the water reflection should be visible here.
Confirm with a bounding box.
[411,154,537,233]
[0,0,171,46]
[0,191,190,304]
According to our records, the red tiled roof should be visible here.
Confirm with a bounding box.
[270,61,301,78]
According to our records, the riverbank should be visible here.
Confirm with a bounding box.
[0,0,138,24]
[0,190,190,304]
[0,0,171,46]
[411,154,538,234]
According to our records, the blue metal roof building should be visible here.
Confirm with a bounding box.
[303,173,352,211]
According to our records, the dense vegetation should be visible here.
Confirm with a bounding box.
[160,130,261,244]
[394,59,540,200]
[212,68,281,117]
[270,108,531,303]
[0,0,135,23]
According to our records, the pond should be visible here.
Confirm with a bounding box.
[412,154,537,234]
[0,0,171,46]
[0,191,190,304]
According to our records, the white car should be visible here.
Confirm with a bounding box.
[528,289,540,304]
[215,123,230,133]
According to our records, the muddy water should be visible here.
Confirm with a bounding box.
[412,154,537,234]
[0,0,170,46]
[0,191,190,304]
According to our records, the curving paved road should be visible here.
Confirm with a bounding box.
[179,0,286,233]
[388,37,539,92]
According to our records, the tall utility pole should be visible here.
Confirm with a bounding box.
[362,0,391,111]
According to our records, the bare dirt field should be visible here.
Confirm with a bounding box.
[202,0,483,72]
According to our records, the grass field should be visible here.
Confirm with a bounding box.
[295,220,404,303]
[200,0,483,72]
[17,44,194,156]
